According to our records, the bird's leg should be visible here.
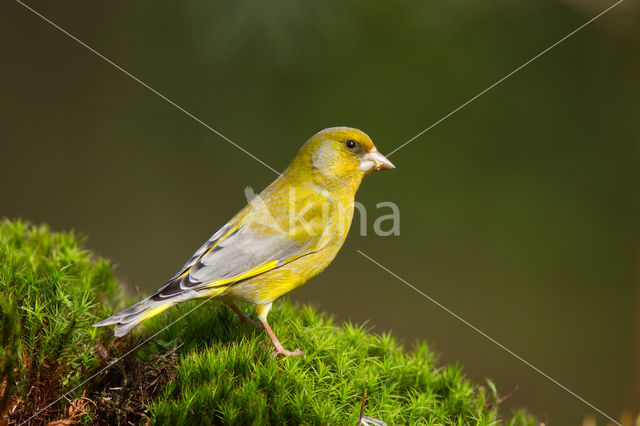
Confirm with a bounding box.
[262,319,304,357]
[256,303,303,357]
[225,301,263,329]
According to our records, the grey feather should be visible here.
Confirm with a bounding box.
[93,219,323,337]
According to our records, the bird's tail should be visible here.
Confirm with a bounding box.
[93,295,177,337]
[94,285,229,337]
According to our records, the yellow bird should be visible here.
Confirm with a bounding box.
[94,127,395,356]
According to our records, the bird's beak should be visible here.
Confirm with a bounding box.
[359,149,396,173]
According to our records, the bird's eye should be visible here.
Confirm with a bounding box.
[345,140,357,151]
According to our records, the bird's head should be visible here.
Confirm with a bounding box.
[288,127,395,191]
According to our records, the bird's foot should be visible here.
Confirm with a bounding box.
[257,308,303,358]
[271,347,304,358]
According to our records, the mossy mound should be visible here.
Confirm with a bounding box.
[1,219,535,424]
[0,219,122,422]
[146,303,533,425]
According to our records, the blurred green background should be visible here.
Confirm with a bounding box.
[1,0,638,423]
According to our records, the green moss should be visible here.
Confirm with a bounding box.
[0,291,22,417]
[144,302,535,425]
[0,219,122,420]
[1,219,536,424]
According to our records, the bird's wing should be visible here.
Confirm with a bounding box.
[150,220,324,300]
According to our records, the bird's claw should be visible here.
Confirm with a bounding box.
[271,347,304,358]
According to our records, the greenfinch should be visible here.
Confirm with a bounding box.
[94,127,395,356]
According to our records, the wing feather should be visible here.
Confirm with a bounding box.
[150,221,323,301]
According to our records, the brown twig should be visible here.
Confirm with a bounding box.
[358,389,368,425]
